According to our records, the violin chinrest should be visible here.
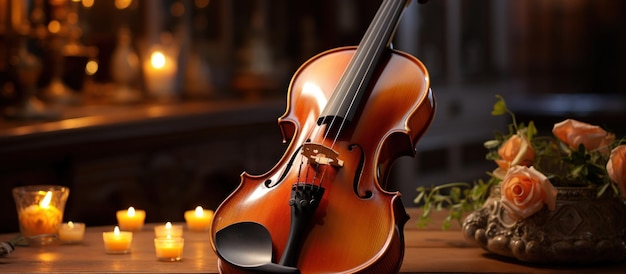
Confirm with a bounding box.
[215,222,300,274]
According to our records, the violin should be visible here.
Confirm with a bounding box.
[210,0,434,273]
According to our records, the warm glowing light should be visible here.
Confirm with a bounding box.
[195,206,204,216]
[59,221,85,242]
[48,20,61,33]
[116,207,145,231]
[82,0,94,8]
[115,0,132,9]
[85,60,99,75]
[127,206,136,217]
[40,191,52,208]
[184,206,213,231]
[150,51,166,69]
[36,252,60,261]
[154,222,183,238]
[102,226,132,253]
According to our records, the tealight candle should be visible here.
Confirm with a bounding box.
[155,222,183,238]
[59,221,85,243]
[184,206,213,232]
[154,236,184,261]
[102,226,133,254]
[116,207,146,231]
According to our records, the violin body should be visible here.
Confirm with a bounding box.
[210,46,434,273]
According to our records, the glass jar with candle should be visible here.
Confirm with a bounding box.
[103,226,133,254]
[116,206,146,231]
[12,185,69,245]
[154,236,184,261]
[59,221,86,243]
[184,206,213,232]
[154,222,183,238]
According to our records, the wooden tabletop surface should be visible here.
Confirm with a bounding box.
[1,209,625,273]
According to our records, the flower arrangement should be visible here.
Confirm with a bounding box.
[415,95,626,229]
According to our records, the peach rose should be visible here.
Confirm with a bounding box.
[552,119,615,152]
[607,145,626,199]
[500,166,557,220]
[493,132,535,179]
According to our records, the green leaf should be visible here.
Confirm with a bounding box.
[413,191,425,204]
[483,140,500,149]
[491,99,507,116]
[597,182,610,198]
[450,187,461,202]
[570,164,586,178]
[527,121,537,139]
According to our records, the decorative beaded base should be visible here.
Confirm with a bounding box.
[462,187,626,264]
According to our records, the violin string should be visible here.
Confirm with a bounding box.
[323,0,393,148]
[303,157,311,187]
[315,0,397,189]
[297,0,401,191]
[317,165,326,189]
[330,0,399,149]
[296,155,304,190]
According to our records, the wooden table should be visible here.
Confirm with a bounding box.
[1,210,625,273]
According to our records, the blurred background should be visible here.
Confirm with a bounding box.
[0,0,624,233]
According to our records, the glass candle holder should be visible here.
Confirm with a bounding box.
[143,45,179,102]
[154,237,184,261]
[184,206,213,232]
[58,221,85,243]
[103,226,133,254]
[116,207,146,231]
[154,222,183,238]
[12,185,69,245]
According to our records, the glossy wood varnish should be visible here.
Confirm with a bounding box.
[210,46,434,273]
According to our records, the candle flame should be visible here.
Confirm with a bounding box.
[195,206,204,217]
[165,222,172,229]
[68,221,75,228]
[114,226,120,235]
[127,207,136,217]
[150,51,167,69]
[40,191,52,208]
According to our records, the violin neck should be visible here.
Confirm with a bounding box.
[318,0,411,125]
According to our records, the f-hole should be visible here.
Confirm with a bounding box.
[349,144,371,199]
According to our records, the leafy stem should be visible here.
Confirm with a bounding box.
[414,177,499,230]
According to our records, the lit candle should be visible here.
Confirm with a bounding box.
[102,226,133,254]
[143,48,177,100]
[155,222,183,238]
[18,191,62,237]
[154,236,184,261]
[58,221,85,243]
[116,207,146,231]
[184,206,213,232]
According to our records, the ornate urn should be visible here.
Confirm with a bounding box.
[462,186,626,264]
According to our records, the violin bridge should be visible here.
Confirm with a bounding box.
[301,143,344,167]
